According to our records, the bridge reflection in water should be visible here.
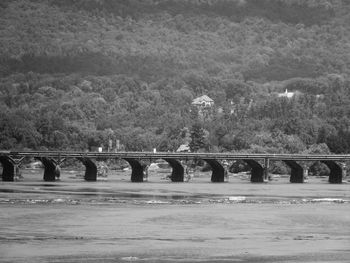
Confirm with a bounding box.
[0,151,348,184]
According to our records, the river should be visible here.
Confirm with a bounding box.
[0,169,349,262]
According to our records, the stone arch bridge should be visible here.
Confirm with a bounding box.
[0,151,348,184]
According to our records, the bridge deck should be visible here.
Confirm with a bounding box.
[1,151,350,161]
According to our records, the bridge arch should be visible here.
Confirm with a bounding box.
[321,160,343,184]
[202,159,225,182]
[0,156,15,181]
[77,157,97,181]
[163,158,184,182]
[242,159,264,183]
[283,160,304,183]
[35,157,59,182]
[123,158,143,182]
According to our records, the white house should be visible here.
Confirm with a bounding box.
[176,144,190,152]
[278,89,295,98]
[191,95,214,107]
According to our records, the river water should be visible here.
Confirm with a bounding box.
[1,169,350,262]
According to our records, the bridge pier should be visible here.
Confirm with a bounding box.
[243,159,265,183]
[123,158,143,182]
[321,160,343,184]
[36,157,59,182]
[303,167,309,182]
[341,163,347,182]
[283,160,304,183]
[203,159,225,182]
[77,157,97,181]
[0,156,15,181]
[163,158,184,182]
[264,158,270,182]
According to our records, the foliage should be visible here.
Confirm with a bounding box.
[189,122,208,152]
[1,0,350,157]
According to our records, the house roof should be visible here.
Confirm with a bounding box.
[192,95,214,104]
[176,144,190,152]
[278,89,295,98]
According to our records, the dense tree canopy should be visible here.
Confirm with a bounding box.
[1,0,350,156]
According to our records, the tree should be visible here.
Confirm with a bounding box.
[189,122,207,152]
[232,132,250,151]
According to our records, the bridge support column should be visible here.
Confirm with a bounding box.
[321,161,343,184]
[163,158,184,182]
[303,167,309,182]
[77,157,97,181]
[341,163,347,183]
[243,159,264,183]
[36,157,58,182]
[123,158,143,182]
[0,156,15,181]
[283,160,304,183]
[203,159,225,182]
[264,158,270,182]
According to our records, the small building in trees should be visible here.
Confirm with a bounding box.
[191,95,215,120]
[176,144,190,152]
[278,89,295,98]
[192,95,214,108]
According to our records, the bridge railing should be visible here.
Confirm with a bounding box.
[2,151,350,161]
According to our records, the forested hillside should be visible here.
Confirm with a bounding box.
[1,0,350,155]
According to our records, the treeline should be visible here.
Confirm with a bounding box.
[1,71,350,155]
[1,0,350,156]
[1,0,350,81]
[53,0,341,25]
